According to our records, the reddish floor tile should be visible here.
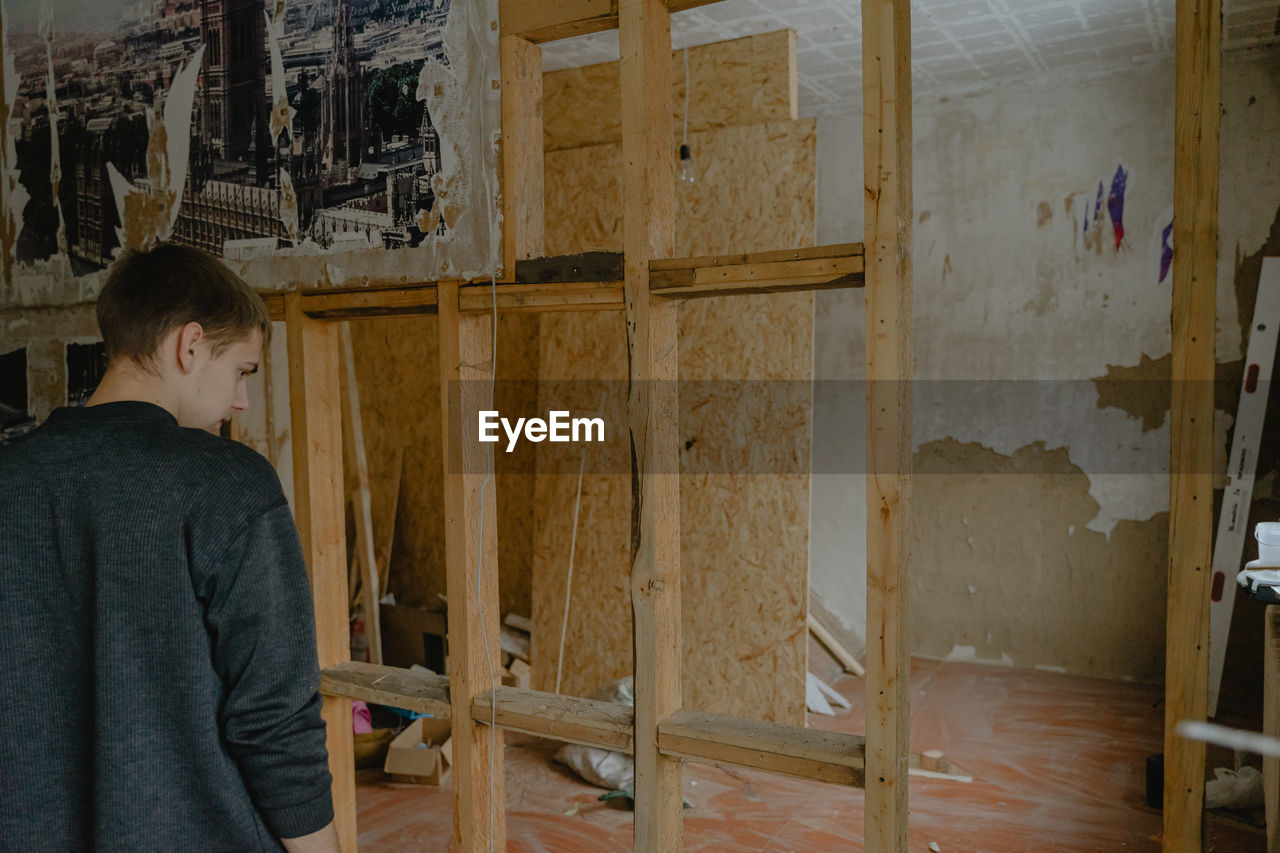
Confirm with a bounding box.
[355,659,1265,851]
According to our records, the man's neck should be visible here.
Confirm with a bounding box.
[87,366,179,420]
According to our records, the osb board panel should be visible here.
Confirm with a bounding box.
[346,315,537,625]
[542,30,795,152]
[544,119,818,256]
[532,119,816,723]
[348,317,446,613]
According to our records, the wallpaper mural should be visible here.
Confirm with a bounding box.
[0,0,499,303]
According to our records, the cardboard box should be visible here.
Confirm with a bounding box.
[383,717,453,785]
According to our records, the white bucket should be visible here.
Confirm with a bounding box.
[1256,522,1280,562]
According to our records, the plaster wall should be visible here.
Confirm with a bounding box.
[812,47,1280,680]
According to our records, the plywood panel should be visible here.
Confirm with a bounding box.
[347,314,537,624]
[543,30,796,152]
[534,118,816,723]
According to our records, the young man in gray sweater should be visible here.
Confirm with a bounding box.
[0,244,339,852]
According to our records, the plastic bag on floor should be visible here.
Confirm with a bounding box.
[1205,765,1264,810]
[554,677,635,791]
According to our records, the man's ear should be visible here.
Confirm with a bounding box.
[175,321,205,375]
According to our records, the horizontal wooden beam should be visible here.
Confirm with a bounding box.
[321,667,916,789]
[262,287,440,322]
[651,272,862,299]
[319,662,451,717]
[657,708,866,787]
[259,244,861,320]
[649,243,864,298]
[515,251,624,284]
[500,0,724,43]
[459,281,624,314]
[472,686,635,752]
[649,242,863,272]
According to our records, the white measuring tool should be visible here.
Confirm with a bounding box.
[1209,257,1280,717]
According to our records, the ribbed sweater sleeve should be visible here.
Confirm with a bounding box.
[198,500,334,839]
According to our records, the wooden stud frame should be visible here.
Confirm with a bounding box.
[287,2,1225,850]
[1164,0,1220,850]
[280,2,904,851]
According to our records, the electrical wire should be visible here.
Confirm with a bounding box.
[682,46,690,147]
[476,188,499,853]
[554,454,587,695]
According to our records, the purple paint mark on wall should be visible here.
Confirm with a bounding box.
[1108,164,1128,249]
[1160,221,1173,283]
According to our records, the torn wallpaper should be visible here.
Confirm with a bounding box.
[0,0,500,307]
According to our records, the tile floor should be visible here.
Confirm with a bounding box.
[355,659,1265,851]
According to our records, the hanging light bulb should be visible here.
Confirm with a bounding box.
[679,143,695,185]
[678,47,695,185]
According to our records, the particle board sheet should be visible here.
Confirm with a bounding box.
[542,30,796,152]
[534,118,816,724]
[348,317,446,612]
[346,315,539,624]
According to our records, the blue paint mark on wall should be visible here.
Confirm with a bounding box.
[1159,221,1173,283]
[1108,164,1128,249]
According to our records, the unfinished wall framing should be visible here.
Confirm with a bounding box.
[278,0,902,850]
[535,31,818,723]
[272,1,911,850]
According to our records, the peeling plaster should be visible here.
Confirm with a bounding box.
[1,1,500,308]
[0,0,28,286]
[38,3,64,257]
[107,45,203,252]
[265,5,300,242]
[914,439,1168,681]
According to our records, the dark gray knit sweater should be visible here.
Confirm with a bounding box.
[0,401,333,851]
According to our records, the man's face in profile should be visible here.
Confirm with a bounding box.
[181,328,263,434]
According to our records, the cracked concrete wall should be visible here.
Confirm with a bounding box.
[814,46,1280,681]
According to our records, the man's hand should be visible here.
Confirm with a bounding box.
[281,821,340,853]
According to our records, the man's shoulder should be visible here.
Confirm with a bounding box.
[183,432,284,504]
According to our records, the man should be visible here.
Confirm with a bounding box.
[0,244,338,852]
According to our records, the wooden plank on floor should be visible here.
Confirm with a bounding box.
[862,0,914,849]
[320,661,451,717]
[658,709,865,787]
[619,0,682,849]
[472,687,635,752]
[438,280,507,851]
[1164,0,1220,850]
[285,293,357,852]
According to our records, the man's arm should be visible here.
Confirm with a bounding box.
[200,501,335,840]
[282,821,340,853]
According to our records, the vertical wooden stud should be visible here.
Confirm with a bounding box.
[500,33,545,280]
[1164,0,1220,850]
[439,280,507,851]
[338,321,383,664]
[1266,606,1279,853]
[618,0,681,850]
[285,293,357,852]
[862,0,913,850]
